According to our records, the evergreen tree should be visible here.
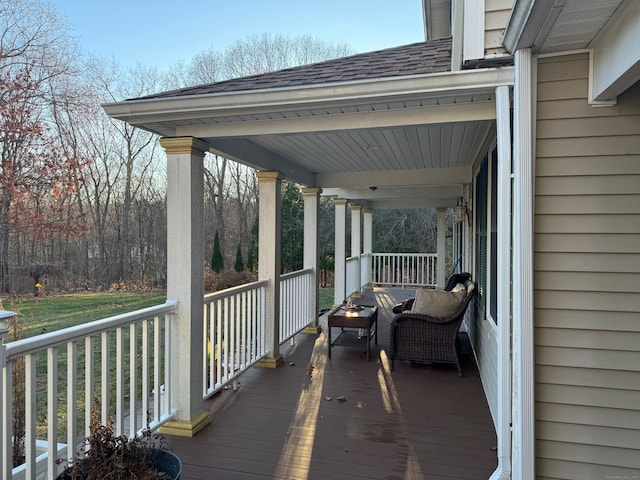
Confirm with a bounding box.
[211,231,224,272]
[246,218,258,272]
[234,244,244,272]
[280,182,304,272]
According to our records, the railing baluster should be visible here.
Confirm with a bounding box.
[67,341,77,466]
[142,319,149,430]
[47,346,58,480]
[163,313,171,418]
[101,331,109,424]
[2,361,12,480]
[115,327,124,436]
[25,353,36,479]
[129,323,137,436]
[85,336,94,440]
[153,317,160,424]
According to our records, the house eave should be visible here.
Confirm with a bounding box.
[102,67,514,131]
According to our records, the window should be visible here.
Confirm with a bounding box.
[475,158,488,317]
[474,147,499,324]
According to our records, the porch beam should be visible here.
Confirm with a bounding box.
[208,138,316,187]
[159,137,210,437]
[333,199,347,306]
[302,188,322,334]
[322,184,464,200]
[256,171,284,368]
[318,166,472,189]
[369,197,459,209]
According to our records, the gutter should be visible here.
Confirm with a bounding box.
[102,68,514,124]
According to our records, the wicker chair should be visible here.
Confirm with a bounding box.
[389,281,476,376]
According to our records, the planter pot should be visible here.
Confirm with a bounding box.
[56,448,181,479]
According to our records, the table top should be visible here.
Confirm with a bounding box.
[328,305,377,327]
[330,305,376,317]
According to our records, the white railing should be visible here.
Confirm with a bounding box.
[280,268,313,343]
[346,256,360,296]
[361,252,372,287]
[1,302,177,480]
[202,279,268,399]
[371,253,438,287]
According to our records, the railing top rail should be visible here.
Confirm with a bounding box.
[204,278,269,302]
[280,268,313,280]
[5,300,177,360]
[373,252,437,257]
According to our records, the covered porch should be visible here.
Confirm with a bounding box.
[1,38,514,479]
[168,287,497,480]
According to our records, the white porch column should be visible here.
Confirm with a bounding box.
[512,48,535,479]
[363,208,373,286]
[333,199,347,306]
[159,137,210,437]
[436,207,447,288]
[350,204,362,295]
[302,188,322,334]
[256,171,284,368]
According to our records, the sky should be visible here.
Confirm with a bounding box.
[49,0,426,70]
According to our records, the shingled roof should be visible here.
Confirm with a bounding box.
[139,37,453,100]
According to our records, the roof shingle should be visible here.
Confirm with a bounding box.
[139,37,453,100]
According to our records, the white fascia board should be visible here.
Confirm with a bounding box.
[102,68,514,127]
[503,0,561,54]
[589,0,640,102]
[463,0,485,61]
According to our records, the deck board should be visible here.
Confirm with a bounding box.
[167,288,497,479]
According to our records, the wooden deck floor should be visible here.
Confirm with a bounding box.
[166,288,497,479]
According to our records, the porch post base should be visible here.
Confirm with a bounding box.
[256,354,284,368]
[159,411,211,437]
[302,324,322,334]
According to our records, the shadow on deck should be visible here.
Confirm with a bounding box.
[166,287,497,479]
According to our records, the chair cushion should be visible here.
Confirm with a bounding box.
[411,287,466,318]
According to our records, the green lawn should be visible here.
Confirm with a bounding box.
[3,293,167,339]
[5,289,333,340]
[319,287,334,311]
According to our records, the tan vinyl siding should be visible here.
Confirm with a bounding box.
[534,53,640,479]
[484,0,513,56]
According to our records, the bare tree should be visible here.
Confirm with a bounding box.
[85,58,163,282]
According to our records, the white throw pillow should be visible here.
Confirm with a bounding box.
[411,288,465,318]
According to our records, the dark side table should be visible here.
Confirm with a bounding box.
[327,305,378,360]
